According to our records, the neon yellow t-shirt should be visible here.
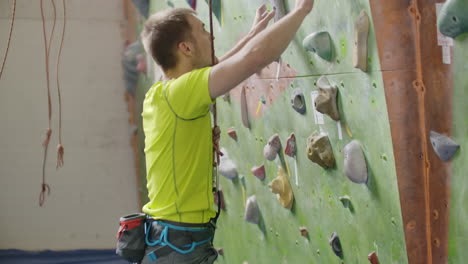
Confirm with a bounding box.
[141,67,216,224]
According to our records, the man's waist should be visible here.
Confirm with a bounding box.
[148,210,216,224]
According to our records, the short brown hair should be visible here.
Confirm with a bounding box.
[141,8,196,71]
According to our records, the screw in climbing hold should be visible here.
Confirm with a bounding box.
[368,251,380,264]
[291,89,306,114]
[227,127,237,141]
[343,140,368,184]
[329,232,343,258]
[263,134,282,161]
[244,195,260,224]
[315,76,340,121]
[303,31,334,62]
[429,131,460,161]
[284,133,296,157]
[353,10,370,72]
[251,164,266,181]
[306,131,335,169]
[269,167,294,209]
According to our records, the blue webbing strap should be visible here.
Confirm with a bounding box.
[145,221,213,260]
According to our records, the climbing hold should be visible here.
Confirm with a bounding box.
[306,132,335,169]
[216,248,224,256]
[241,86,250,129]
[132,0,150,18]
[284,133,296,157]
[329,232,343,258]
[261,95,267,104]
[291,89,306,114]
[269,0,288,22]
[219,149,238,179]
[353,10,370,72]
[437,0,468,38]
[268,167,294,209]
[303,31,333,62]
[299,226,309,238]
[315,76,340,121]
[214,189,226,210]
[263,134,281,161]
[227,127,237,141]
[204,0,223,25]
[430,131,460,161]
[368,251,380,264]
[339,195,351,208]
[343,140,368,184]
[251,164,266,181]
[244,195,260,224]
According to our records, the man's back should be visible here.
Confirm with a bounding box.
[142,67,216,224]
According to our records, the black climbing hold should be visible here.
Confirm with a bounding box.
[430,131,460,161]
[437,0,468,38]
[329,232,343,258]
[303,32,333,62]
[291,88,306,114]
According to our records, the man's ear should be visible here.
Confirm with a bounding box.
[178,41,194,57]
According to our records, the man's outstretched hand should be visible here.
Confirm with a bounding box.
[250,4,276,36]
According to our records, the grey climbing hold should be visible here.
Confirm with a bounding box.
[291,89,306,114]
[227,127,237,141]
[343,140,368,184]
[329,232,343,258]
[315,76,340,121]
[269,0,288,22]
[264,134,281,161]
[437,0,468,38]
[241,86,250,129]
[251,164,266,181]
[306,132,335,169]
[303,31,333,62]
[219,148,238,179]
[244,195,260,224]
[284,133,296,157]
[430,131,460,161]
[353,10,370,72]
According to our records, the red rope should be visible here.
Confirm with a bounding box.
[0,0,17,80]
[39,0,56,206]
[56,0,66,169]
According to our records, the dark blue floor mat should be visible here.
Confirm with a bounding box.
[0,249,129,264]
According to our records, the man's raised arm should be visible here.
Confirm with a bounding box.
[209,0,314,99]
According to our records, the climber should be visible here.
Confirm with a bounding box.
[138,0,314,263]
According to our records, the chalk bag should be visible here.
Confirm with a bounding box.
[116,213,147,263]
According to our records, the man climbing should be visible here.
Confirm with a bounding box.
[139,0,314,263]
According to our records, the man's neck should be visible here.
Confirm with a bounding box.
[164,61,195,80]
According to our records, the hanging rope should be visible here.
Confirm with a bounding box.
[56,0,66,168]
[39,0,57,206]
[0,0,17,81]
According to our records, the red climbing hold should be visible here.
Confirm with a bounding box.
[368,251,380,264]
[251,164,266,181]
[284,133,296,157]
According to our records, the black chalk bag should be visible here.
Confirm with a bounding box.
[116,213,147,263]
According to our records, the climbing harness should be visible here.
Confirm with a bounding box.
[145,220,214,261]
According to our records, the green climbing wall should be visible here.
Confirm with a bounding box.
[448,34,468,264]
[144,0,408,263]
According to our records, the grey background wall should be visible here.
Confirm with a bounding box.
[0,0,139,250]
